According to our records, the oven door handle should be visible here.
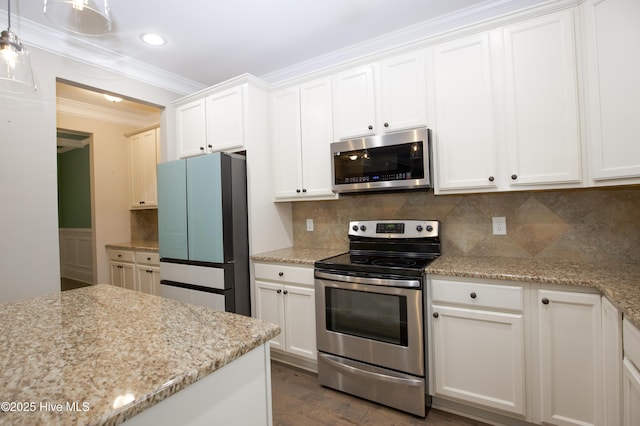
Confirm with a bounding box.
[315,270,421,288]
[320,353,424,387]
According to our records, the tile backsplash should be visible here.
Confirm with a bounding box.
[131,209,158,242]
[292,186,640,264]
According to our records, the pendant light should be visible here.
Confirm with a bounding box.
[0,0,36,92]
[43,0,111,36]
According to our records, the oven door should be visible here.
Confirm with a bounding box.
[315,271,424,376]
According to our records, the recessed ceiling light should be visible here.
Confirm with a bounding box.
[140,33,167,47]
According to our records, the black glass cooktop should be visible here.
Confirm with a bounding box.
[315,251,438,278]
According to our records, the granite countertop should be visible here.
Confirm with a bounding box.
[427,255,640,329]
[105,241,159,252]
[0,284,280,426]
[251,246,346,265]
[252,248,640,329]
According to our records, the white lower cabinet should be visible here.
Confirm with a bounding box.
[430,277,527,417]
[602,296,622,426]
[429,277,607,425]
[108,248,160,295]
[108,249,136,291]
[254,262,316,363]
[623,319,640,426]
[110,261,135,291]
[622,359,640,426]
[534,289,602,426]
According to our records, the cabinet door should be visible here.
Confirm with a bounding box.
[431,304,525,416]
[254,281,285,350]
[140,129,158,207]
[299,77,336,199]
[502,11,582,187]
[186,154,224,263]
[130,129,159,209]
[584,0,640,181]
[602,296,622,426]
[536,290,602,426]
[129,132,145,208]
[283,285,317,360]
[111,262,135,291]
[380,50,427,132]
[431,33,498,192]
[332,65,377,139]
[136,265,160,295]
[176,98,207,158]
[157,160,188,260]
[622,358,640,426]
[206,86,245,152]
[272,86,303,199]
[110,262,124,288]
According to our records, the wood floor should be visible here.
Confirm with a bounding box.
[271,361,489,426]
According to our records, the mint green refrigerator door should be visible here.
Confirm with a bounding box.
[157,159,188,260]
[186,154,224,263]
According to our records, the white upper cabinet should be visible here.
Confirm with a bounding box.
[502,11,582,188]
[206,85,245,152]
[174,78,265,158]
[333,50,427,140]
[379,51,428,133]
[583,0,640,183]
[129,127,159,209]
[430,10,583,194]
[272,87,303,200]
[176,98,207,158]
[332,65,377,139]
[299,78,336,199]
[430,33,499,192]
[272,77,337,201]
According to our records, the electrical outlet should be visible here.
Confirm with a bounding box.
[492,217,507,235]
[306,218,314,232]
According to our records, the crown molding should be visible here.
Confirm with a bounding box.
[1,10,206,96]
[56,97,160,128]
[260,0,575,84]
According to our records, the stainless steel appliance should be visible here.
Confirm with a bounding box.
[330,128,431,194]
[315,219,441,417]
[157,152,250,316]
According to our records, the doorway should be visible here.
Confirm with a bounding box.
[55,80,163,291]
[57,129,94,291]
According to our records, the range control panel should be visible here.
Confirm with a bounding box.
[348,220,439,239]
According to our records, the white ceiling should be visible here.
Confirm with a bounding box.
[1,0,547,92]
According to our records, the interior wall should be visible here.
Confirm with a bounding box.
[57,145,91,228]
[0,46,181,304]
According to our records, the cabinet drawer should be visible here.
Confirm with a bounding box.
[430,278,524,312]
[135,251,160,265]
[254,262,314,286]
[624,319,640,371]
[108,249,135,263]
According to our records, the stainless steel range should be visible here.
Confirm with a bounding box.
[314,219,441,417]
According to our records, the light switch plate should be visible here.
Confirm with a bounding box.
[492,217,507,235]
[306,218,314,232]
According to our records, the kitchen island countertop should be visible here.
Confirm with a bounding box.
[427,255,640,329]
[0,284,280,425]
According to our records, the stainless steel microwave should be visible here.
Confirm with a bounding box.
[330,128,431,194]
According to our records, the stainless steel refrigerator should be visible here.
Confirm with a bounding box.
[157,152,250,316]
